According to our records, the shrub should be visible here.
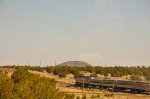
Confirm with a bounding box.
[97,94,100,98]
[0,70,14,99]
[76,96,80,99]
[104,93,113,97]
[64,94,75,99]
[58,73,67,78]
[90,73,97,78]
[81,95,86,99]
[91,95,96,99]
[130,75,142,81]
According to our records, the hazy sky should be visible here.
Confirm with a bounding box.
[0,0,150,66]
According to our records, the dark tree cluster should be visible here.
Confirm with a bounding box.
[44,66,150,81]
[2,65,150,81]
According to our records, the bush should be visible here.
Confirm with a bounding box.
[64,94,75,99]
[76,96,80,99]
[58,73,67,78]
[91,95,97,99]
[104,93,113,97]
[0,70,14,99]
[97,94,100,98]
[90,73,97,78]
[45,66,54,73]
[130,75,142,81]
[81,95,86,99]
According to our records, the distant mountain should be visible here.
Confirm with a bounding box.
[57,61,93,67]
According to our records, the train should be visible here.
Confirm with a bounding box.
[75,76,150,93]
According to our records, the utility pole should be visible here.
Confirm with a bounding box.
[40,61,42,66]
[54,61,57,66]
[82,77,84,93]
[82,76,84,94]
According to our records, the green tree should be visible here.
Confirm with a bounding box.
[11,68,64,99]
[0,70,13,99]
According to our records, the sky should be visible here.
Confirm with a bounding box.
[0,0,150,66]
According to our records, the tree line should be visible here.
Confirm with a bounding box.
[2,65,150,81]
